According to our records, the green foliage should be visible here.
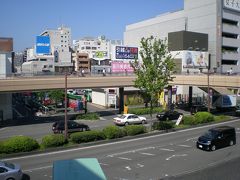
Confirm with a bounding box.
[0,136,39,154]
[102,126,126,139]
[194,112,214,124]
[152,121,175,130]
[128,107,163,115]
[76,113,100,120]
[124,125,146,136]
[214,115,229,122]
[182,115,197,125]
[70,130,105,144]
[131,36,176,118]
[41,134,67,148]
[125,95,144,105]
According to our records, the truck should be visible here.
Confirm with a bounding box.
[212,94,237,109]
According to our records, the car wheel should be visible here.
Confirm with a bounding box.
[125,122,129,126]
[141,120,146,124]
[229,140,234,146]
[211,145,216,151]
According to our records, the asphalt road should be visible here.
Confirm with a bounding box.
[2,119,240,180]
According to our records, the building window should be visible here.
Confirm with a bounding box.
[222,46,238,53]
[222,32,238,39]
[86,46,91,50]
[222,18,238,26]
[49,65,53,68]
[222,60,238,65]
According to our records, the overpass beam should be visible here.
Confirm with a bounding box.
[119,87,124,114]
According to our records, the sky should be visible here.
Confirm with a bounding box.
[0,0,183,52]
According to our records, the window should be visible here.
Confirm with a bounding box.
[86,46,91,50]
[222,46,238,53]
[222,18,238,26]
[0,167,8,173]
[49,65,53,68]
[222,60,238,65]
[222,32,238,39]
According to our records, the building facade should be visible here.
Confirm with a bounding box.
[124,0,240,74]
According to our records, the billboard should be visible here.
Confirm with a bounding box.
[36,36,50,55]
[111,61,134,73]
[92,51,108,60]
[115,46,138,59]
[182,51,208,69]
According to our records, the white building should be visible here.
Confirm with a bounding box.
[40,26,73,72]
[124,0,240,74]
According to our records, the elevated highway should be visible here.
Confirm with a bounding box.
[0,74,240,93]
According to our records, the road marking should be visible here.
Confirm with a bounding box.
[159,148,175,152]
[137,163,144,168]
[3,119,240,161]
[140,152,155,156]
[186,137,198,141]
[118,157,132,161]
[99,162,109,166]
[125,166,131,170]
[166,154,187,161]
[178,144,192,148]
[100,117,107,121]
[24,165,52,172]
[0,127,7,131]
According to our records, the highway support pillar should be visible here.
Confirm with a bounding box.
[119,87,124,114]
[188,86,193,109]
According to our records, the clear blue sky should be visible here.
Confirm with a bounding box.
[0,0,183,52]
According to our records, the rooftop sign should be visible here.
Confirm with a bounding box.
[223,0,240,12]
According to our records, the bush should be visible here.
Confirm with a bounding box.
[152,121,175,130]
[70,130,105,144]
[194,112,214,124]
[0,136,39,154]
[41,134,67,148]
[124,125,146,136]
[102,126,126,139]
[76,113,100,120]
[183,115,197,125]
[128,107,163,115]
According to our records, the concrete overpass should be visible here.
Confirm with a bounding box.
[0,74,240,93]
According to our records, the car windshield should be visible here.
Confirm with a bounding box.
[203,130,219,139]
[4,162,15,169]
[119,115,126,119]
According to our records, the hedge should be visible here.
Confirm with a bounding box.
[70,130,105,144]
[128,107,163,115]
[102,126,126,139]
[0,136,39,154]
[41,134,67,148]
[152,121,175,131]
[182,115,197,125]
[124,125,146,136]
[194,112,214,124]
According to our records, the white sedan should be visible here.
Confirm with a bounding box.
[113,114,147,126]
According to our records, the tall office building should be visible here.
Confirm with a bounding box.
[124,0,240,73]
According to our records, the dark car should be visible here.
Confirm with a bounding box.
[156,111,183,121]
[52,121,90,134]
[196,126,236,151]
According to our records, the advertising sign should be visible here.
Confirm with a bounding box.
[115,46,138,59]
[36,36,50,55]
[182,51,208,69]
[93,51,108,60]
[223,0,240,12]
[111,61,134,73]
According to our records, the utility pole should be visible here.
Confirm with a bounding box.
[64,72,68,140]
[207,54,211,113]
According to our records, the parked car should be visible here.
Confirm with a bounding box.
[52,120,90,133]
[113,114,147,126]
[0,161,23,180]
[156,111,183,121]
[196,126,236,151]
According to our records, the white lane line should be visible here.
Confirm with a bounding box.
[159,148,175,152]
[24,165,52,172]
[137,163,144,168]
[99,162,109,166]
[118,157,132,161]
[3,119,240,161]
[166,154,187,161]
[125,166,131,171]
[186,137,198,141]
[178,144,192,148]
[140,152,155,156]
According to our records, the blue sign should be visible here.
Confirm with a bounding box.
[116,46,138,59]
[36,36,50,54]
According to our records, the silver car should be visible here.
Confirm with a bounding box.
[0,161,23,180]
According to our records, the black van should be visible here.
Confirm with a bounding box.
[196,126,236,151]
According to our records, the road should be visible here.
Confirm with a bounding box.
[2,119,240,180]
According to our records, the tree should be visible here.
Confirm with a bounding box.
[48,90,64,106]
[131,36,175,120]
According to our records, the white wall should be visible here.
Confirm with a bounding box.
[0,53,12,78]
[0,93,12,121]
[92,91,107,107]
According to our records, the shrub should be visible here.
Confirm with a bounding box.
[102,126,126,139]
[41,134,67,148]
[124,125,146,136]
[76,113,100,120]
[152,121,175,130]
[194,112,214,124]
[70,130,105,144]
[0,136,39,154]
[183,115,197,125]
[128,107,163,115]
[214,115,229,122]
